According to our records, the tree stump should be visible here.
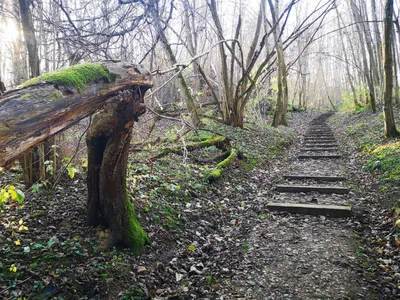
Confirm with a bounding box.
[86,89,150,255]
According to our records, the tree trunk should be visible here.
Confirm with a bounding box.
[371,0,383,85]
[383,0,399,137]
[18,0,39,78]
[269,0,288,126]
[208,0,233,125]
[335,6,359,107]
[0,79,5,93]
[19,0,48,186]
[392,24,400,104]
[0,61,152,254]
[148,0,201,128]
[0,61,152,168]
[86,90,150,254]
[349,1,377,112]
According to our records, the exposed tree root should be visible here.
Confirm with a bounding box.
[149,136,228,161]
[207,148,239,183]
[190,150,231,163]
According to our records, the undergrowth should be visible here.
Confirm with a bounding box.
[129,119,296,232]
[336,109,400,206]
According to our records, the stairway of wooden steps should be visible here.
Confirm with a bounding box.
[267,112,352,218]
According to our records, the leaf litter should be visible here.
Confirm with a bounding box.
[0,111,392,299]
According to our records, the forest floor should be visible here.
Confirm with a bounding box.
[0,109,399,299]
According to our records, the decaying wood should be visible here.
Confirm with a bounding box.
[149,136,228,161]
[0,61,152,168]
[207,148,239,183]
[86,90,150,253]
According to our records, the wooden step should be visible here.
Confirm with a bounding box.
[308,130,332,133]
[304,143,337,146]
[283,175,347,182]
[301,148,339,152]
[304,140,336,143]
[267,203,352,218]
[307,130,332,133]
[304,141,339,147]
[306,134,335,137]
[304,138,336,141]
[298,154,342,159]
[276,184,349,194]
[303,144,338,150]
[308,132,332,134]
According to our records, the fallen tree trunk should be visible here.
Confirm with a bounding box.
[150,136,228,161]
[207,148,239,183]
[0,61,153,255]
[0,61,152,168]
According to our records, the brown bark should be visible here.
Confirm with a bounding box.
[269,0,288,127]
[18,0,40,78]
[393,29,400,104]
[0,61,152,168]
[383,0,399,137]
[0,80,5,93]
[86,90,150,254]
[18,0,43,186]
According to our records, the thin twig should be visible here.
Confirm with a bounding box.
[52,116,92,189]
[0,276,32,295]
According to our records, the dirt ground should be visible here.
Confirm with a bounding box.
[1,111,396,299]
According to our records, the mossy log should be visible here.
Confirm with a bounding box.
[191,150,230,163]
[207,148,239,183]
[150,136,228,161]
[0,61,152,168]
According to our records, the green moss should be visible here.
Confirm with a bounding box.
[207,148,238,183]
[216,148,238,168]
[20,93,31,100]
[367,142,400,185]
[124,194,150,256]
[20,63,115,92]
[199,136,226,147]
[46,91,62,101]
[207,168,222,182]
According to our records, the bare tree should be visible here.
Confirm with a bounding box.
[147,0,201,127]
[383,0,399,137]
[335,4,359,108]
[349,0,377,112]
[269,0,289,126]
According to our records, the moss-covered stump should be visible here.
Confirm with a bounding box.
[86,90,150,255]
[207,148,239,183]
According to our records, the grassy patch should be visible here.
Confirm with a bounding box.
[367,142,400,176]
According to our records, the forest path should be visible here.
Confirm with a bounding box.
[218,113,373,299]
